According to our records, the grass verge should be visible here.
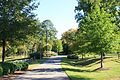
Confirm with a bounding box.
[28,57,48,70]
[62,56,120,80]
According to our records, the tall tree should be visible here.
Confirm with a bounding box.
[0,0,39,62]
[75,0,120,68]
[41,20,57,51]
[52,39,63,53]
[61,28,78,54]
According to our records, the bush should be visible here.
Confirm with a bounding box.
[43,51,58,57]
[20,62,29,71]
[14,61,29,71]
[6,63,16,74]
[0,63,10,75]
[43,44,52,51]
[0,62,16,75]
[0,61,29,76]
[0,65,3,76]
[14,62,23,71]
[29,52,41,59]
[67,54,79,59]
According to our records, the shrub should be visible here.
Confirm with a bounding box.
[14,62,23,71]
[14,61,29,71]
[0,65,3,76]
[0,61,29,76]
[43,44,52,51]
[0,62,16,75]
[43,51,58,57]
[20,62,29,71]
[6,63,16,74]
[0,63,10,75]
[29,52,41,59]
[67,54,79,59]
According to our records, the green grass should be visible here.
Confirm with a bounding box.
[0,54,48,70]
[1,55,28,62]
[28,57,48,70]
[29,57,48,65]
[62,56,120,80]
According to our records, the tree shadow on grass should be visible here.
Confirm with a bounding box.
[69,56,113,67]
[70,75,93,80]
[112,59,120,64]
[63,67,92,72]
[73,58,100,66]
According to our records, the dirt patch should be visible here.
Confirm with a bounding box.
[13,71,25,75]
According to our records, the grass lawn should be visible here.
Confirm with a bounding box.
[0,54,48,70]
[1,55,29,62]
[28,57,48,70]
[62,55,120,80]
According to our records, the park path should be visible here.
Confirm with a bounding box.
[14,56,69,80]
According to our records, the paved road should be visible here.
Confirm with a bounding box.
[14,56,69,80]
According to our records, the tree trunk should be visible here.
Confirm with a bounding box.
[100,52,103,68]
[46,30,48,51]
[32,43,36,53]
[82,53,84,59]
[2,39,6,63]
[40,43,42,60]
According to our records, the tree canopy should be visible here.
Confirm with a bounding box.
[0,0,39,62]
[61,0,120,68]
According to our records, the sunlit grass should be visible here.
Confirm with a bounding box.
[28,58,48,70]
[0,54,48,70]
[62,55,120,80]
[0,55,28,62]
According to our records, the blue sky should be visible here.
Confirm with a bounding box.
[34,0,78,39]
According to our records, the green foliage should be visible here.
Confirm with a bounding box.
[61,28,78,54]
[29,52,41,59]
[41,20,57,52]
[13,61,29,71]
[62,56,120,80]
[1,63,10,75]
[6,46,18,57]
[0,65,3,76]
[61,0,120,68]
[43,44,52,51]
[0,61,28,76]
[0,62,16,75]
[19,62,28,71]
[0,0,39,62]
[76,2,119,55]
[62,43,69,54]
[6,62,16,74]
[52,39,63,53]
[41,20,57,40]
[43,51,58,57]
[67,54,79,59]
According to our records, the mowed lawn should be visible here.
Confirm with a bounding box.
[62,55,120,80]
[28,58,48,70]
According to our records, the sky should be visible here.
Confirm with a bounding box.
[34,0,78,39]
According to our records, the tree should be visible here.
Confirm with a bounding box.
[75,0,120,68]
[41,20,57,51]
[52,39,63,53]
[61,28,78,54]
[0,0,39,63]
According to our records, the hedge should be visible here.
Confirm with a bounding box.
[0,61,29,76]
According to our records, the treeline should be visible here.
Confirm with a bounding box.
[0,0,63,63]
[62,0,120,68]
